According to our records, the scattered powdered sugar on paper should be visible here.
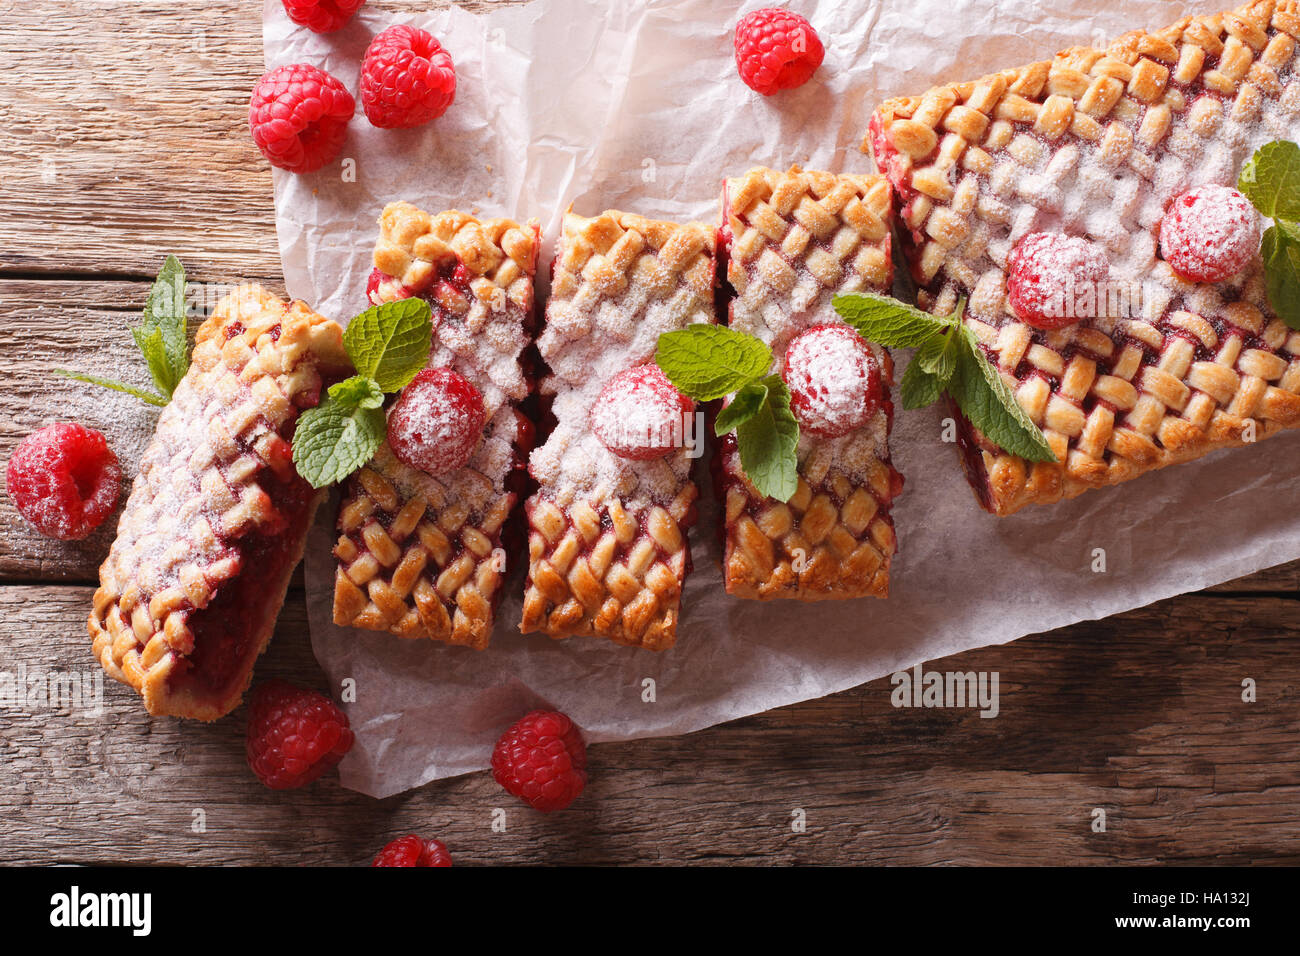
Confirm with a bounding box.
[267,0,1300,798]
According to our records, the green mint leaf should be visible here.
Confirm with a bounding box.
[715,380,768,435]
[1261,222,1300,330]
[329,375,385,410]
[949,328,1057,463]
[344,298,434,393]
[291,394,387,489]
[899,356,946,410]
[1239,141,1300,222]
[832,292,951,348]
[135,255,189,396]
[655,325,773,401]
[131,326,175,400]
[735,375,799,502]
[53,369,167,407]
[915,326,961,380]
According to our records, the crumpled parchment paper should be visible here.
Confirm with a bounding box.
[263,0,1300,797]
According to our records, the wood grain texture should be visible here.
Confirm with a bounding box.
[1,585,1296,866]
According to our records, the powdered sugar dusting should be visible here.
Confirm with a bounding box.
[1158,184,1261,283]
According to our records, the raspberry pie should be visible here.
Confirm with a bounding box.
[88,286,349,720]
[522,209,716,650]
[721,166,902,600]
[332,203,539,648]
[868,0,1300,515]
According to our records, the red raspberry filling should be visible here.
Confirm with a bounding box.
[782,325,882,438]
[361,25,457,130]
[245,679,354,791]
[734,8,825,96]
[6,423,121,540]
[1159,185,1261,283]
[372,835,453,867]
[1006,233,1110,331]
[248,63,355,174]
[591,364,694,461]
[491,710,588,813]
[387,368,487,477]
[282,0,365,34]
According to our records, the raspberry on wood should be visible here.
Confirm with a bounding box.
[245,679,354,790]
[6,423,121,540]
[491,710,588,813]
[372,835,453,867]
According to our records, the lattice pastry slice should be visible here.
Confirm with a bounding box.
[720,166,902,601]
[332,203,539,648]
[87,285,349,720]
[522,209,716,650]
[867,0,1300,515]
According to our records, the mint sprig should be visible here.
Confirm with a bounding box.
[1240,141,1300,330]
[292,299,434,489]
[56,254,190,406]
[656,325,800,502]
[834,293,1057,463]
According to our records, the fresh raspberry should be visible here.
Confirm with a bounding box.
[6,423,121,540]
[387,368,486,477]
[282,0,365,33]
[591,364,694,461]
[245,679,354,790]
[1006,233,1110,330]
[734,8,825,96]
[491,710,588,813]
[782,325,882,438]
[360,25,457,129]
[372,835,453,867]
[1159,185,1261,283]
[249,63,355,174]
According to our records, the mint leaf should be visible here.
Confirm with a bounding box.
[1240,141,1300,221]
[833,292,950,348]
[134,255,188,397]
[735,375,799,502]
[915,325,961,380]
[949,329,1057,463]
[53,370,166,407]
[329,374,385,410]
[656,325,773,401]
[1262,222,1300,330]
[344,298,434,393]
[715,380,768,435]
[132,326,174,400]
[291,393,387,489]
[899,357,945,410]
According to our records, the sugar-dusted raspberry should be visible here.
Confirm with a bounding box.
[249,63,355,174]
[1159,185,1261,283]
[387,368,486,477]
[372,835,453,867]
[361,25,457,129]
[491,710,588,813]
[591,363,694,461]
[6,423,121,540]
[1006,233,1110,330]
[782,325,882,438]
[246,679,353,790]
[734,8,825,96]
[282,0,365,33]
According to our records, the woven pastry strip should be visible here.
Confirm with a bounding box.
[522,209,716,650]
[721,166,901,601]
[332,203,538,648]
[867,0,1300,515]
[87,285,349,720]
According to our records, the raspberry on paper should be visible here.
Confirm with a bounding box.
[245,680,354,790]
[734,8,825,96]
[248,63,355,174]
[6,423,121,540]
[361,25,457,130]
[282,0,365,34]
[491,710,588,813]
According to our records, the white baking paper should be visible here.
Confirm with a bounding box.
[264,0,1300,798]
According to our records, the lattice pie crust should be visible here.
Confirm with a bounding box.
[721,166,902,600]
[868,0,1300,515]
[333,203,539,648]
[88,285,349,720]
[522,209,716,650]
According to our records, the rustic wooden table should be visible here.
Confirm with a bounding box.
[0,1,1296,866]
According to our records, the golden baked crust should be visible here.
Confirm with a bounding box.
[867,0,1300,515]
[87,285,349,720]
[521,209,716,650]
[332,202,539,647]
[721,166,901,601]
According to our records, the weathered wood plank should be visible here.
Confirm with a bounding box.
[1,584,1295,865]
